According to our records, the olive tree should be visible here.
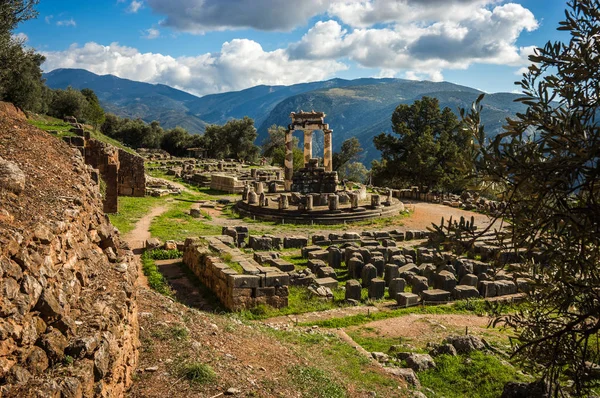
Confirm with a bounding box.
[461,1,600,394]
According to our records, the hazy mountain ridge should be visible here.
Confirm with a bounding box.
[44,68,527,164]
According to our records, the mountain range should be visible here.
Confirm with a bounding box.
[43,68,527,164]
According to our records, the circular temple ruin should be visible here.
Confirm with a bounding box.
[236,111,405,224]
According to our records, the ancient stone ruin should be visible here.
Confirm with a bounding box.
[62,119,146,213]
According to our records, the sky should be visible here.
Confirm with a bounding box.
[16,0,570,97]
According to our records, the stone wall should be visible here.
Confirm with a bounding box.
[84,139,120,213]
[183,238,288,310]
[117,149,146,197]
[210,173,245,193]
[291,159,338,194]
[0,103,139,396]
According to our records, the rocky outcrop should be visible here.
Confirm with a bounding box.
[0,102,139,396]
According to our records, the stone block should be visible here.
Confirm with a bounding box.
[361,263,378,287]
[316,266,336,279]
[327,246,343,269]
[308,250,329,262]
[384,264,399,286]
[302,245,322,258]
[494,280,517,296]
[478,280,497,297]
[397,292,419,307]
[307,259,327,273]
[459,274,479,287]
[284,236,308,249]
[345,280,362,301]
[262,272,289,287]
[388,278,406,299]
[371,256,385,277]
[452,285,480,300]
[315,277,338,290]
[411,275,429,296]
[347,256,364,279]
[227,274,261,289]
[368,278,385,299]
[434,270,457,292]
[421,289,451,302]
[267,258,295,272]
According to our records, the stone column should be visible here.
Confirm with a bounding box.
[279,194,289,210]
[328,194,339,211]
[284,129,294,191]
[303,130,313,166]
[324,129,333,172]
[306,195,314,211]
[350,193,359,209]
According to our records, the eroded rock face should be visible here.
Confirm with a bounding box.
[0,156,25,194]
[0,102,139,397]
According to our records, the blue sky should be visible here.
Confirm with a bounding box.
[17,0,570,97]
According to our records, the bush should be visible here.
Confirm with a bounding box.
[147,249,183,260]
[180,362,216,384]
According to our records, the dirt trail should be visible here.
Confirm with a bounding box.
[124,205,169,252]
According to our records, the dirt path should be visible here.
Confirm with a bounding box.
[124,205,169,253]
[401,200,498,231]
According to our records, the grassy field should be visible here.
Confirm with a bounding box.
[108,195,168,235]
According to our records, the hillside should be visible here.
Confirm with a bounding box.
[45,69,526,164]
[43,68,207,133]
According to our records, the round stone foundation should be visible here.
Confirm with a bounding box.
[236,194,405,225]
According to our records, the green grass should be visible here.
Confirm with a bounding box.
[28,118,76,137]
[179,362,216,385]
[29,115,138,154]
[141,252,174,297]
[289,365,345,398]
[301,299,519,328]
[147,248,183,260]
[239,286,351,320]
[271,328,398,396]
[419,351,529,398]
[149,196,222,241]
[108,195,166,235]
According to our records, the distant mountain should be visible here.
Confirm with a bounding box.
[43,68,207,133]
[44,68,527,165]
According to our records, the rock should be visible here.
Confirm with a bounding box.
[0,156,26,194]
[384,367,421,388]
[164,240,178,251]
[38,328,68,364]
[26,346,49,374]
[429,344,457,357]
[421,289,451,302]
[146,238,162,250]
[388,278,406,300]
[5,365,32,385]
[444,335,485,354]
[500,381,549,398]
[145,366,159,372]
[371,352,389,363]
[225,387,241,395]
[404,353,436,372]
[93,342,110,381]
[411,275,429,296]
[452,285,480,300]
[115,263,128,273]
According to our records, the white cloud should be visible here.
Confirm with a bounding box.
[56,18,76,27]
[128,0,143,13]
[45,15,53,24]
[12,32,28,43]
[288,3,537,80]
[142,28,160,39]
[42,41,347,96]
[146,0,330,32]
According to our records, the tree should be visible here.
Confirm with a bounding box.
[338,161,368,184]
[48,87,89,120]
[204,116,259,161]
[372,97,471,192]
[262,125,287,158]
[81,88,105,130]
[461,1,600,394]
[0,1,45,112]
[332,137,363,171]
